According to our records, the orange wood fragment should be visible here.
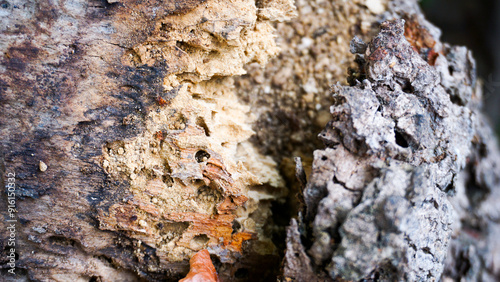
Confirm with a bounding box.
[227,232,254,251]
[179,249,219,282]
[154,130,164,140]
[156,96,169,106]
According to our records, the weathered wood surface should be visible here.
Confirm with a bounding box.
[0,0,291,280]
[0,0,207,280]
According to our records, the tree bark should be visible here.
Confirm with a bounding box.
[1,0,499,281]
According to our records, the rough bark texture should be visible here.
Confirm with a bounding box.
[1,0,500,281]
[279,2,500,282]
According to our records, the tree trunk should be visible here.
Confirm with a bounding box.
[1,0,499,281]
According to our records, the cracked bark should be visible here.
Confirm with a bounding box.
[284,10,500,282]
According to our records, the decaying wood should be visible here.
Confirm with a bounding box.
[1,0,293,280]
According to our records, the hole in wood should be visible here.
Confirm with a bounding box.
[195,150,211,162]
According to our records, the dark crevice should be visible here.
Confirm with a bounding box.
[269,199,294,256]
[443,177,455,194]
[454,250,472,279]
[448,90,465,106]
[394,129,410,148]
[235,268,249,279]
[402,82,414,94]
[422,247,432,255]
[195,150,211,162]
[232,220,242,234]
[478,143,488,158]
[448,65,454,76]
[465,163,490,207]
[196,116,211,136]
[175,41,192,53]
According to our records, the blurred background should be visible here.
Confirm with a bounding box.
[420,0,500,137]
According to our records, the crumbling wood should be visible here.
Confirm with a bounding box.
[0,0,292,280]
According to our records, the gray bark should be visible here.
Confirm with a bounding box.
[284,7,500,282]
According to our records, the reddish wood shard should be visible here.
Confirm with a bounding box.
[156,96,169,106]
[154,130,164,141]
[179,249,219,282]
